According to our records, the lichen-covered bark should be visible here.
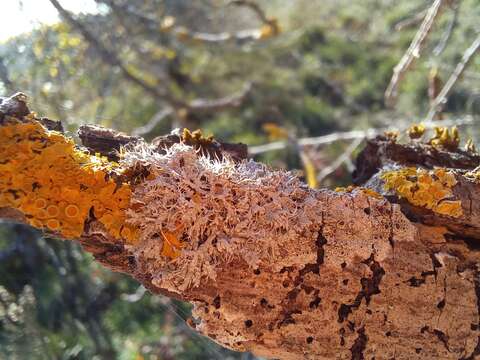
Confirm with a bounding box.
[0,93,479,359]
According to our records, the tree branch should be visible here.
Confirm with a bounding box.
[49,0,253,113]
[248,116,474,155]
[385,0,446,107]
[426,33,480,121]
[433,0,461,56]
[317,137,363,184]
[48,0,176,103]
[0,57,15,94]
[1,94,479,359]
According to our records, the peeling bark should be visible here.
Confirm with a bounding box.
[0,94,479,359]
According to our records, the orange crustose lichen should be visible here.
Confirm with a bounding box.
[381,167,463,218]
[0,120,137,242]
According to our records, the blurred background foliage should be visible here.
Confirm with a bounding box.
[0,0,479,358]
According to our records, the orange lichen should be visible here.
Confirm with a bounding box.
[160,230,184,259]
[360,188,383,199]
[0,120,137,242]
[335,185,356,193]
[259,19,281,39]
[381,167,463,217]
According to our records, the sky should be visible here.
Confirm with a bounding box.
[0,0,98,41]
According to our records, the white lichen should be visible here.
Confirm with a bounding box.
[123,142,322,293]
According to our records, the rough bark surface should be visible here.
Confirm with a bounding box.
[0,93,479,359]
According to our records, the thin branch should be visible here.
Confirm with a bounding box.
[132,83,251,137]
[385,0,446,108]
[48,0,177,104]
[229,0,271,25]
[249,129,379,155]
[132,107,173,137]
[433,1,460,56]
[248,116,475,155]
[187,82,252,112]
[431,62,480,81]
[316,137,363,183]
[121,286,147,302]
[173,28,267,44]
[173,0,278,44]
[0,57,14,94]
[394,8,429,31]
[426,34,480,121]
[52,0,252,114]
[98,0,276,45]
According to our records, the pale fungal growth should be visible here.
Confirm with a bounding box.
[123,142,323,293]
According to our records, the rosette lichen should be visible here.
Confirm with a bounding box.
[0,120,137,241]
[381,167,463,217]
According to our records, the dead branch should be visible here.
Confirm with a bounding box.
[426,33,480,121]
[97,0,278,45]
[132,107,174,137]
[385,0,446,108]
[0,94,479,359]
[48,0,174,103]
[0,57,14,94]
[317,137,363,184]
[49,0,251,113]
[248,116,474,155]
[187,82,252,112]
[394,7,429,32]
[433,0,461,56]
[229,0,271,25]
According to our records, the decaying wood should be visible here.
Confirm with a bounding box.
[0,94,479,359]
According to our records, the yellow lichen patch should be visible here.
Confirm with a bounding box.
[383,130,399,142]
[428,126,460,150]
[360,188,383,199]
[181,128,214,146]
[381,167,463,218]
[0,120,137,241]
[407,123,425,140]
[160,230,184,259]
[335,185,356,193]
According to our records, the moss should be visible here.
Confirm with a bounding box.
[381,167,463,218]
[0,120,138,242]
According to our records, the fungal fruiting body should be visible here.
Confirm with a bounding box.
[381,167,463,218]
[0,120,136,242]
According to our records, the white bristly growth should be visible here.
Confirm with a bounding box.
[123,142,323,293]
